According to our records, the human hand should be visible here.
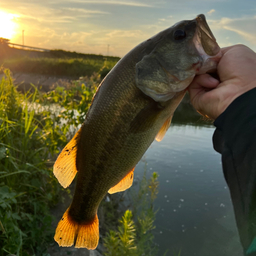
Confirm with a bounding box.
[188,44,256,120]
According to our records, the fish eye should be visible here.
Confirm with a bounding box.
[174,30,186,40]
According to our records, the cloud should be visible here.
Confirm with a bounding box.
[62,8,110,15]
[210,16,256,47]
[3,0,256,56]
[65,0,154,7]
[222,25,256,44]
[207,9,215,15]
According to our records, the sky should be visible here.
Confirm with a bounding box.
[0,0,256,57]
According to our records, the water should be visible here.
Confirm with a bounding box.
[134,124,243,256]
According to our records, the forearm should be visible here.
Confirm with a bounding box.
[213,88,256,255]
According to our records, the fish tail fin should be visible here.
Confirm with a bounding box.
[54,208,99,250]
[75,216,99,249]
[54,208,77,247]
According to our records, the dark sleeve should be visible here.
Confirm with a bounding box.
[213,88,256,256]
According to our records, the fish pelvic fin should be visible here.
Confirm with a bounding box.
[54,208,99,250]
[108,167,135,194]
[155,115,173,142]
[53,127,82,188]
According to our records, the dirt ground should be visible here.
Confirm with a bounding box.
[0,72,73,91]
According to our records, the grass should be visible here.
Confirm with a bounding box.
[0,69,54,255]
[0,68,97,255]
[0,56,119,78]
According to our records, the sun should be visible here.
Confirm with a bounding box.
[0,11,19,40]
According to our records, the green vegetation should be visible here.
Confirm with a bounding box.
[45,49,120,61]
[104,171,159,256]
[0,69,97,255]
[1,57,118,78]
[0,43,120,78]
[0,69,57,255]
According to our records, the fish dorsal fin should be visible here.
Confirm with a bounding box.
[108,167,135,194]
[155,115,173,142]
[53,128,82,188]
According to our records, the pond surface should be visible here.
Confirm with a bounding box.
[134,124,243,256]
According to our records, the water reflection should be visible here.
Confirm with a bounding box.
[172,94,213,127]
[134,98,243,256]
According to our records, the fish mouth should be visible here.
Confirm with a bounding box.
[196,14,220,56]
[193,14,222,74]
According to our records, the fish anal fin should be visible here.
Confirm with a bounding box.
[155,115,173,142]
[54,208,99,250]
[108,167,135,194]
[53,128,82,188]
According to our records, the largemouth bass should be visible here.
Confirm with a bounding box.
[54,14,222,249]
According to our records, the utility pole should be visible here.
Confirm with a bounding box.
[22,30,24,47]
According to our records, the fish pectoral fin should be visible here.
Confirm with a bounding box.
[108,167,135,194]
[53,127,82,188]
[155,115,173,142]
[54,208,99,250]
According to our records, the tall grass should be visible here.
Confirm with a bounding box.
[0,69,97,255]
[1,57,118,78]
[0,69,58,255]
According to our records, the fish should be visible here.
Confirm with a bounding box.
[53,14,222,249]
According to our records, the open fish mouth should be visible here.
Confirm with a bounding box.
[194,14,222,74]
[196,14,220,56]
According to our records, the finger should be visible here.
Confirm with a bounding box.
[188,74,219,95]
[220,44,250,55]
[188,74,219,116]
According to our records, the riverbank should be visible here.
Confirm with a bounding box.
[0,72,73,92]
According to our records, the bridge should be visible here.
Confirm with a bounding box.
[7,42,50,52]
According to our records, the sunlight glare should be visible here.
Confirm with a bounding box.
[0,11,19,40]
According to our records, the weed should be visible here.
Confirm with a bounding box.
[0,68,97,255]
[103,171,159,256]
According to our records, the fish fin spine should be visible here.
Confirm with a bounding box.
[53,127,82,188]
[108,167,135,194]
[155,115,173,142]
[54,208,99,250]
